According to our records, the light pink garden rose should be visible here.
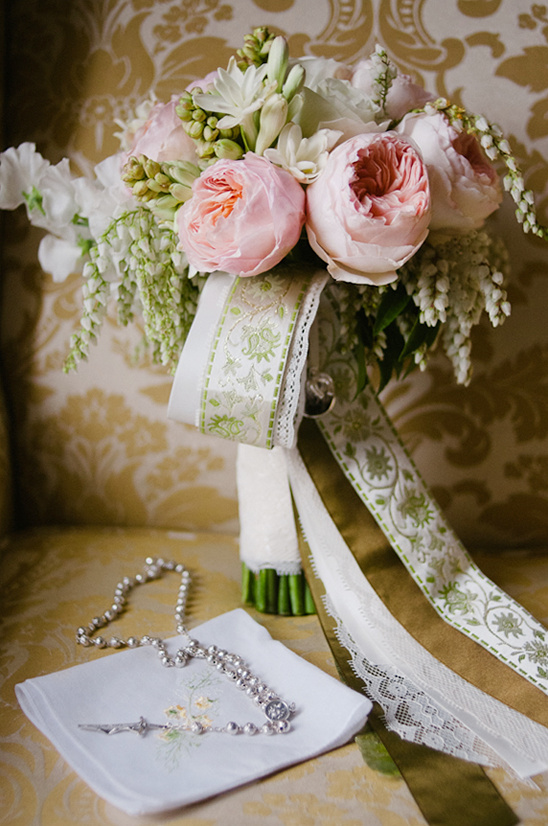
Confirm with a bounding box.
[176,153,306,277]
[351,61,433,121]
[306,132,430,284]
[128,97,198,164]
[398,111,502,232]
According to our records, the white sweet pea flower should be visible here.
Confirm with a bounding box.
[264,123,341,183]
[0,142,50,210]
[37,159,84,230]
[81,153,135,239]
[38,234,86,283]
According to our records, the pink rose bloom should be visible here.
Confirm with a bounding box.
[177,153,306,277]
[128,97,198,164]
[398,111,502,232]
[351,61,433,121]
[306,132,430,284]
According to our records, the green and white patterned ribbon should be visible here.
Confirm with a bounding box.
[169,267,327,449]
[314,288,548,696]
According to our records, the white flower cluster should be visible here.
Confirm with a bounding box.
[399,231,511,384]
[65,208,201,372]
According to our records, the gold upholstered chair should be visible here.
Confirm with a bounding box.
[3,2,548,824]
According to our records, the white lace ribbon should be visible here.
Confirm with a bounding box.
[287,446,548,778]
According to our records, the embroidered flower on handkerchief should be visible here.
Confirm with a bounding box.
[157,668,222,767]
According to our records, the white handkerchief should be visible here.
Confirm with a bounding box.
[16,609,371,816]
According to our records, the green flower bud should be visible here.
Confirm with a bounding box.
[186,120,204,139]
[132,181,152,198]
[282,64,305,102]
[166,161,200,187]
[202,124,220,142]
[143,158,161,179]
[195,139,216,159]
[175,92,195,122]
[121,155,144,183]
[214,139,245,160]
[149,193,180,222]
[255,93,288,155]
[267,35,289,92]
[169,183,192,202]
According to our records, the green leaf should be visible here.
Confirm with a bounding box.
[355,731,401,776]
[400,317,440,360]
[353,309,371,397]
[377,321,405,392]
[373,282,411,335]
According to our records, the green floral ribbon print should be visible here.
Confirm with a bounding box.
[317,390,548,696]
[313,291,548,697]
[200,270,315,448]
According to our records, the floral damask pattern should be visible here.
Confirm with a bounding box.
[2,0,548,549]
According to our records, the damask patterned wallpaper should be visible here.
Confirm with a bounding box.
[2,0,548,550]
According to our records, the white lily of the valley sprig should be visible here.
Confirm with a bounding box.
[264,122,342,183]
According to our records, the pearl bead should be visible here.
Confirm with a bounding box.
[275,720,291,733]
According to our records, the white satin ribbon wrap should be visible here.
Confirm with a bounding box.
[168,271,548,775]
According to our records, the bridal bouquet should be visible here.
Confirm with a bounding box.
[5,27,548,795]
[2,27,538,388]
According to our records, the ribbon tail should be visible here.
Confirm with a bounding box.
[296,520,519,826]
